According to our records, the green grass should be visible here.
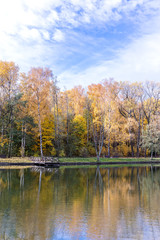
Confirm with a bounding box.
[59,157,160,163]
[0,156,160,165]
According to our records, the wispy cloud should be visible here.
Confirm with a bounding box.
[0,0,160,88]
[59,30,160,89]
[53,29,65,42]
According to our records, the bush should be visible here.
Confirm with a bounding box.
[59,149,65,157]
[79,147,88,157]
[51,147,56,156]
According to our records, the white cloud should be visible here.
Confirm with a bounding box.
[22,0,59,11]
[0,1,159,40]
[112,32,160,81]
[1,0,157,39]
[19,27,42,42]
[47,10,60,24]
[41,30,50,41]
[58,31,160,89]
[53,29,65,42]
[0,0,160,89]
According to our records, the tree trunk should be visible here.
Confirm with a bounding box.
[87,117,89,144]
[136,111,141,157]
[53,91,60,157]
[1,123,4,154]
[21,123,26,157]
[56,94,60,157]
[37,100,43,158]
[151,146,153,160]
[66,95,69,155]
[128,111,134,157]
[8,109,13,158]
[129,127,134,157]
[93,121,104,162]
[108,109,111,158]
[87,101,90,144]
[108,139,110,158]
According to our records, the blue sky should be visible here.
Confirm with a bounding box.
[0,0,160,89]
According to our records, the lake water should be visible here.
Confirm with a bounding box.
[0,166,160,240]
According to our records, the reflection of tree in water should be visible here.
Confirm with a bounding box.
[138,166,160,240]
[94,166,103,194]
[0,166,160,239]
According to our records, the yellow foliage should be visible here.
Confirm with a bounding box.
[72,115,87,147]
[88,145,96,156]
[51,147,56,156]
[68,86,85,115]
[119,143,130,157]
[59,150,65,157]
[42,115,55,154]
[101,146,106,157]
[0,137,8,147]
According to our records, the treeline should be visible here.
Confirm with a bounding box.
[0,60,160,159]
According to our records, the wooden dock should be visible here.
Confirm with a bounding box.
[34,162,60,167]
[31,157,60,167]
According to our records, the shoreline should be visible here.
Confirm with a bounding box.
[1,160,160,167]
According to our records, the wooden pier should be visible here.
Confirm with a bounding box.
[31,156,60,168]
[34,161,60,167]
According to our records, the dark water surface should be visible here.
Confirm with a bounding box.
[0,166,160,240]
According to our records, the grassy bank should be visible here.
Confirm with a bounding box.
[59,157,160,163]
[0,157,32,163]
[0,157,160,165]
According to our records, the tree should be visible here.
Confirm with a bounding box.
[21,68,52,158]
[59,90,73,157]
[71,115,87,156]
[140,81,160,157]
[141,116,160,159]
[42,114,55,156]
[103,79,120,157]
[51,77,61,157]
[88,84,106,161]
[0,61,19,157]
[118,82,143,157]
[15,98,37,157]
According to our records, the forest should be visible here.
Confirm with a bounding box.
[0,60,160,159]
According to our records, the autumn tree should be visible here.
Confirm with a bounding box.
[103,79,120,157]
[42,114,55,156]
[21,68,53,158]
[141,81,160,125]
[118,82,144,157]
[50,77,61,157]
[1,59,160,159]
[59,86,86,157]
[15,98,36,157]
[140,81,160,156]
[141,115,160,159]
[59,90,73,157]
[88,84,106,161]
[0,61,19,157]
[71,115,87,156]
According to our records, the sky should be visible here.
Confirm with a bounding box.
[0,0,160,89]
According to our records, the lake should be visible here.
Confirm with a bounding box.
[0,166,160,239]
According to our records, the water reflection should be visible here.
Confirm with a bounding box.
[0,166,160,239]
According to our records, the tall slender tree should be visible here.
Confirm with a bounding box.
[88,84,106,161]
[0,61,19,157]
[21,68,53,158]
